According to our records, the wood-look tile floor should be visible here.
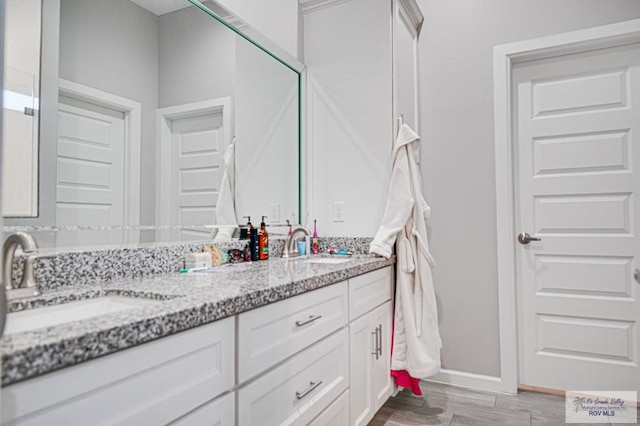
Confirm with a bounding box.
[370,381,640,426]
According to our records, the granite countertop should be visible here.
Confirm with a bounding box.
[1,255,393,386]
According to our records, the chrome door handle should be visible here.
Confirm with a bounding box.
[377,325,382,357]
[295,314,322,327]
[518,232,541,245]
[635,269,639,284]
[296,380,322,399]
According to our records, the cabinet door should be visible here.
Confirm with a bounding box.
[2,318,235,426]
[349,267,391,321]
[348,314,374,426]
[238,281,348,383]
[238,330,349,426]
[309,390,350,426]
[372,301,394,411]
[172,392,235,426]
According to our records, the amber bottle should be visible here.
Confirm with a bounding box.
[258,216,269,260]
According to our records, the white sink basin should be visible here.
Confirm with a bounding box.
[5,296,159,335]
[302,257,352,264]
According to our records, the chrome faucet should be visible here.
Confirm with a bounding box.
[2,232,42,299]
[282,225,312,259]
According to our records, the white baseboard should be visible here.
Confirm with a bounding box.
[423,369,516,395]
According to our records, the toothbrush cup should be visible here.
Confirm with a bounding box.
[297,241,307,256]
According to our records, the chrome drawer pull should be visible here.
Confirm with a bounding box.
[377,325,383,357]
[296,380,323,399]
[295,314,322,327]
[371,330,378,358]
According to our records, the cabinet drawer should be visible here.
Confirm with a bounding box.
[238,281,348,382]
[172,392,235,426]
[2,318,235,426]
[349,267,392,320]
[238,329,349,426]
[309,390,350,426]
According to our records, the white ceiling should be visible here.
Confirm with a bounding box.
[129,0,191,16]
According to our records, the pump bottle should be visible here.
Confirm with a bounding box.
[258,216,269,260]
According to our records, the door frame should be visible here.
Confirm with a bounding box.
[57,78,142,228]
[156,97,232,236]
[493,18,640,394]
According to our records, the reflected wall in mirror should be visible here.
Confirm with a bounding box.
[2,0,302,249]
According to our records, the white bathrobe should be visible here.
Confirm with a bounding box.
[212,140,237,241]
[370,123,442,378]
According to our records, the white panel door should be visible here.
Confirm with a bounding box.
[514,43,640,392]
[169,112,224,241]
[57,95,125,247]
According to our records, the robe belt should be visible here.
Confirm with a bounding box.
[407,228,436,337]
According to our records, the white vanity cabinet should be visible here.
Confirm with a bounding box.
[236,267,393,426]
[1,318,236,426]
[236,281,350,425]
[309,390,350,426]
[1,266,394,426]
[237,282,349,383]
[348,269,394,426]
[172,392,235,426]
[237,329,349,425]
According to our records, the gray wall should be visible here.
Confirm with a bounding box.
[59,0,158,226]
[158,6,236,108]
[234,36,299,223]
[418,0,640,377]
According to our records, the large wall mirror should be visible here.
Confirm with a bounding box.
[2,0,303,249]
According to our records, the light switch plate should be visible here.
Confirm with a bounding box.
[269,203,280,223]
[333,202,344,222]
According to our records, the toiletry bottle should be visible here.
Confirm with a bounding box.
[240,216,253,240]
[250,228,259,261]
[258,216,269,260]
[312,219,319,254]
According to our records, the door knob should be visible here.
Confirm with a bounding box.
[518,232,541,245]
[635,269,639,284]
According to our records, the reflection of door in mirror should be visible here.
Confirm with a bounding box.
[54,80,142,247]
[2,0,41,218]
[58,96,124,238]
[157,98,231,242]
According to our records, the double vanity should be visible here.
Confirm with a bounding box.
[1,240,395,425]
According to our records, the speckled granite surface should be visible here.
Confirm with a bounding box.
[1,254,392,386]
[10,237,372,293]
[318,237,373,254]
[11,241,247,293]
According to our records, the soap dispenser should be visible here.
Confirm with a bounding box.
[240,216,253,240]
[258,216,269,260]
[250,228,259,261]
